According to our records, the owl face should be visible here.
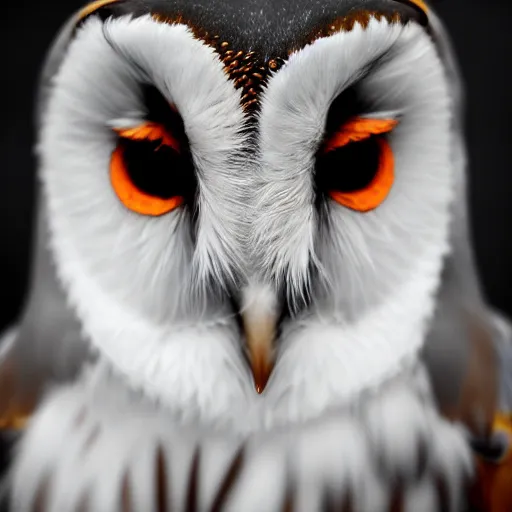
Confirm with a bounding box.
[40,0,454,429]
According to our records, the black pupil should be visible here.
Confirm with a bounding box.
[120,85,196,201]
[315,136,381,194]
[121,139,195,200]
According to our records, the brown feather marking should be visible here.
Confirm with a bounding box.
[156,446,169,512]
[33,475,50,512]
[0,350,38,431]
[76,493,90,512]
[210,446,244,512]
[297,10,406,54]
[435,474,450,512]
[340,491,354,512]
[80,425,101,456]
[121,472,132,512]
[186,448,200,512]
[281,485,294,512]
[388,484,404,512]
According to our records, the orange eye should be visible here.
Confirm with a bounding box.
[316,117,398,212]
[110,122,195,216]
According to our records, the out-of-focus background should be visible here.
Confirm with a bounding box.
[1,2,511,342]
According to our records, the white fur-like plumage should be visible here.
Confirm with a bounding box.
[9,362,472,512]
[40,12,456,429]
[14,11,478,512]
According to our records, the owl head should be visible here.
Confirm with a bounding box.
[3,0,478,431]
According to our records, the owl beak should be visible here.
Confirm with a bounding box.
[243,312,276,394]
[241,285,278,394]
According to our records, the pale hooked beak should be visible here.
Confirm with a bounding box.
[241,284,278,394]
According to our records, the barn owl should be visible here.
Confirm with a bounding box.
[1,0,511,510]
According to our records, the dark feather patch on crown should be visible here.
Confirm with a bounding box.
[153,13,286,112]
[76,0,428,112]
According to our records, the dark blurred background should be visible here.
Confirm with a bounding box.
[0,0,511,501]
